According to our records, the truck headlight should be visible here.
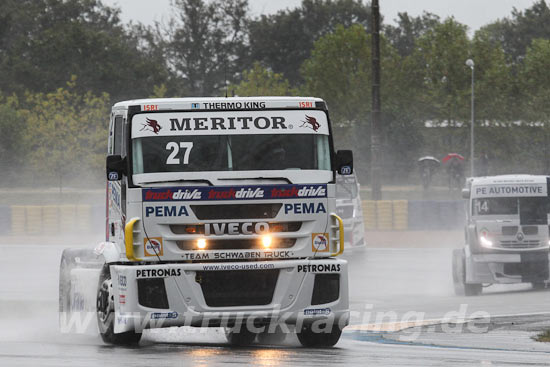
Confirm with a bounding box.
[479,235,493,248]
[197,238,207,250]
[261,235,272,248]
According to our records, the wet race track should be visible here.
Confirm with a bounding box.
[2,242,550,366]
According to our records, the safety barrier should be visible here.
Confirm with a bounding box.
[361,199,464,231]
[362,201,377,230]
[408,200,465,230]
[392,200,408,230]
[0,205,11,234]
[10,206,26,236]
[4,204,99,236]
[1,200,465,235]
[376,200,393,230]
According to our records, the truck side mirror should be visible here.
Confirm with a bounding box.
[106,155,126,181]
[336,150,353,175]
[461,188,470,199]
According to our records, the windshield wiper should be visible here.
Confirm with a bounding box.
[143,179,214,186]
[218,177,293,184]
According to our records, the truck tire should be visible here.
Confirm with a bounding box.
[225,327,257,346]
[452,249,482,296]
[297,324,342,347]
[464,283,482,296]
[452,249,465,296]
[96,264,141,345]
[257,325,287,344]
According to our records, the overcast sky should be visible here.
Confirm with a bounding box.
[103,0,537,32]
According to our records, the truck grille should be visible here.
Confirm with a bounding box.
[522,226,538,235]
[502,226,518,236]
[176,238,295,250]
[499,240,541,249]
[501,226,538,236]
[196,269,279,307]
[191,204,282,220]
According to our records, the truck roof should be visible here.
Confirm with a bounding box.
[112,96,325,111]
[467,174,549,198]
[468,174,548,186]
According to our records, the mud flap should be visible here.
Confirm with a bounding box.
[110,266,140,334]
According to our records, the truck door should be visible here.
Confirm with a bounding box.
[108,115,126,242]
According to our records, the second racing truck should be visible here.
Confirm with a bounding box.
[453,175,550,295]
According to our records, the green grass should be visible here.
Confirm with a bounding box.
[535,330,550,342]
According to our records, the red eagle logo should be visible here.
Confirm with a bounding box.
[300,115,320,132]
[140,118,162,134]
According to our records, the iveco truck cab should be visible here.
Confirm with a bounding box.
[453,175,550,295]
[59,97,352,347]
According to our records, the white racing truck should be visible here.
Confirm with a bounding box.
[453,175,550,296]
[59,97,352,346]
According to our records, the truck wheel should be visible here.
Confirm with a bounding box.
[225,327,257,346]
[297,324,342,347]
[452,249,466,296]
[452,249,482,296]
[96,264,141,345]
[464,283,482,296]
[257,325,287,344]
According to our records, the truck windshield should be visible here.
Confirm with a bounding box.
[519,197,550,225]
[132,134,331,174]
[473,198,517,215]
[473,197,550,222]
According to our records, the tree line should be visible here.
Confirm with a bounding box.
[1,0,550,186]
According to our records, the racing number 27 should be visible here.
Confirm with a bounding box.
[166,142,193,165]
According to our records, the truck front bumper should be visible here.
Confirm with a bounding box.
[110,258,349,334]
[466,251,550,284]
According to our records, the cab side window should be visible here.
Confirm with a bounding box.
[113,116,123,156]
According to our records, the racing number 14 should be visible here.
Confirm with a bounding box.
[475,200,489,214]
[166,142,194,165]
